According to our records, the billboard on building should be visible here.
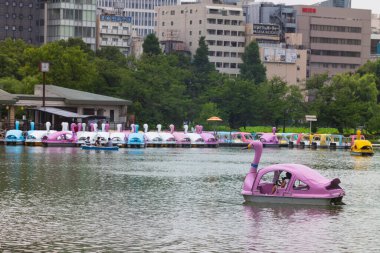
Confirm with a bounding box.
[263,48,297,63]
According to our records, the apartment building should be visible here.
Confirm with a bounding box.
[371,13,380,56]
[294,5,371,77]
[96,10,133,56]
[97,0,178,37]
[0,0,45,45]
[47,0,97,50]
[155,0,246,75]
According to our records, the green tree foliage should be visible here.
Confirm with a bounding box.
[57,37,94,57]
[0,38,32,79]
[212,77,257,129]
[187,37,216,100]
[96,46,127,67]
[240,41,266,84]
[356,59,380,102]
[192,36,214,74]
[306,73,378,133]
[20,41,97,91]
[142,34,161,55]
[119,54,191,126]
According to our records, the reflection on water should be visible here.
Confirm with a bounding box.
[0,146,379,252]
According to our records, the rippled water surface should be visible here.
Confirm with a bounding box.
[0,146,379,252]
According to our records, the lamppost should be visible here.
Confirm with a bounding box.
[39,62,49,107]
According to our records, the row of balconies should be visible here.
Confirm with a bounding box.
[100,28,131,36]
[100,40,130,47]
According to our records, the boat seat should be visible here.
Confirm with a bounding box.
[258,183,274,194]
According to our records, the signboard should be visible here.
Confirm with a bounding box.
[263,48,297,64]
[305,115,317,121]
[253,24,280,36]
[100,15,132,23]
[302,8,316,13]
[39,62,49,72]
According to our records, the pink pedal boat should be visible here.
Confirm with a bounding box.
[242,141,345,206]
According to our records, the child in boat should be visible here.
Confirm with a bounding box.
[272,172,292,194]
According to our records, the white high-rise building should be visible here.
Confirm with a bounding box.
[97,0,179,37]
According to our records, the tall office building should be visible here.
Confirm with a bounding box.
[47,0,97,50]
[0,0,45,45]
[294,5,371,77]
[97,0,178,37]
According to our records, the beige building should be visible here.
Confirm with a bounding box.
[294,5,371,77]
[155,0,246,75]
[245,24,307,86]
[259,45,307,87]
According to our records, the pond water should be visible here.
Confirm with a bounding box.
[0,146,379,252]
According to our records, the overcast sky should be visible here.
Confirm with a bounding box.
[259,0,379,13]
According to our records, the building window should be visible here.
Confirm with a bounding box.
[170,10,175,15]
[199,31,201,35]
[162,22,165,26]
[189,31,192,36]
[171,21,173,26]
[189,42,192,46]
[190,20,192,25]
[199,20,202,24]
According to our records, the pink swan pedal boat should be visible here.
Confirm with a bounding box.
[242,141,345,206]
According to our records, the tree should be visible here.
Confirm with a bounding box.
[240,41,266,84]
[187,37,216,100]
[0,38,32,79]
[306,73,378,133]
[20,41,98,91]
[192,36,214,74]
[142,34,161,55]
[96,46,127,67]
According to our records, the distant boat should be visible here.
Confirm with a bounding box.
[81,145,119,151]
